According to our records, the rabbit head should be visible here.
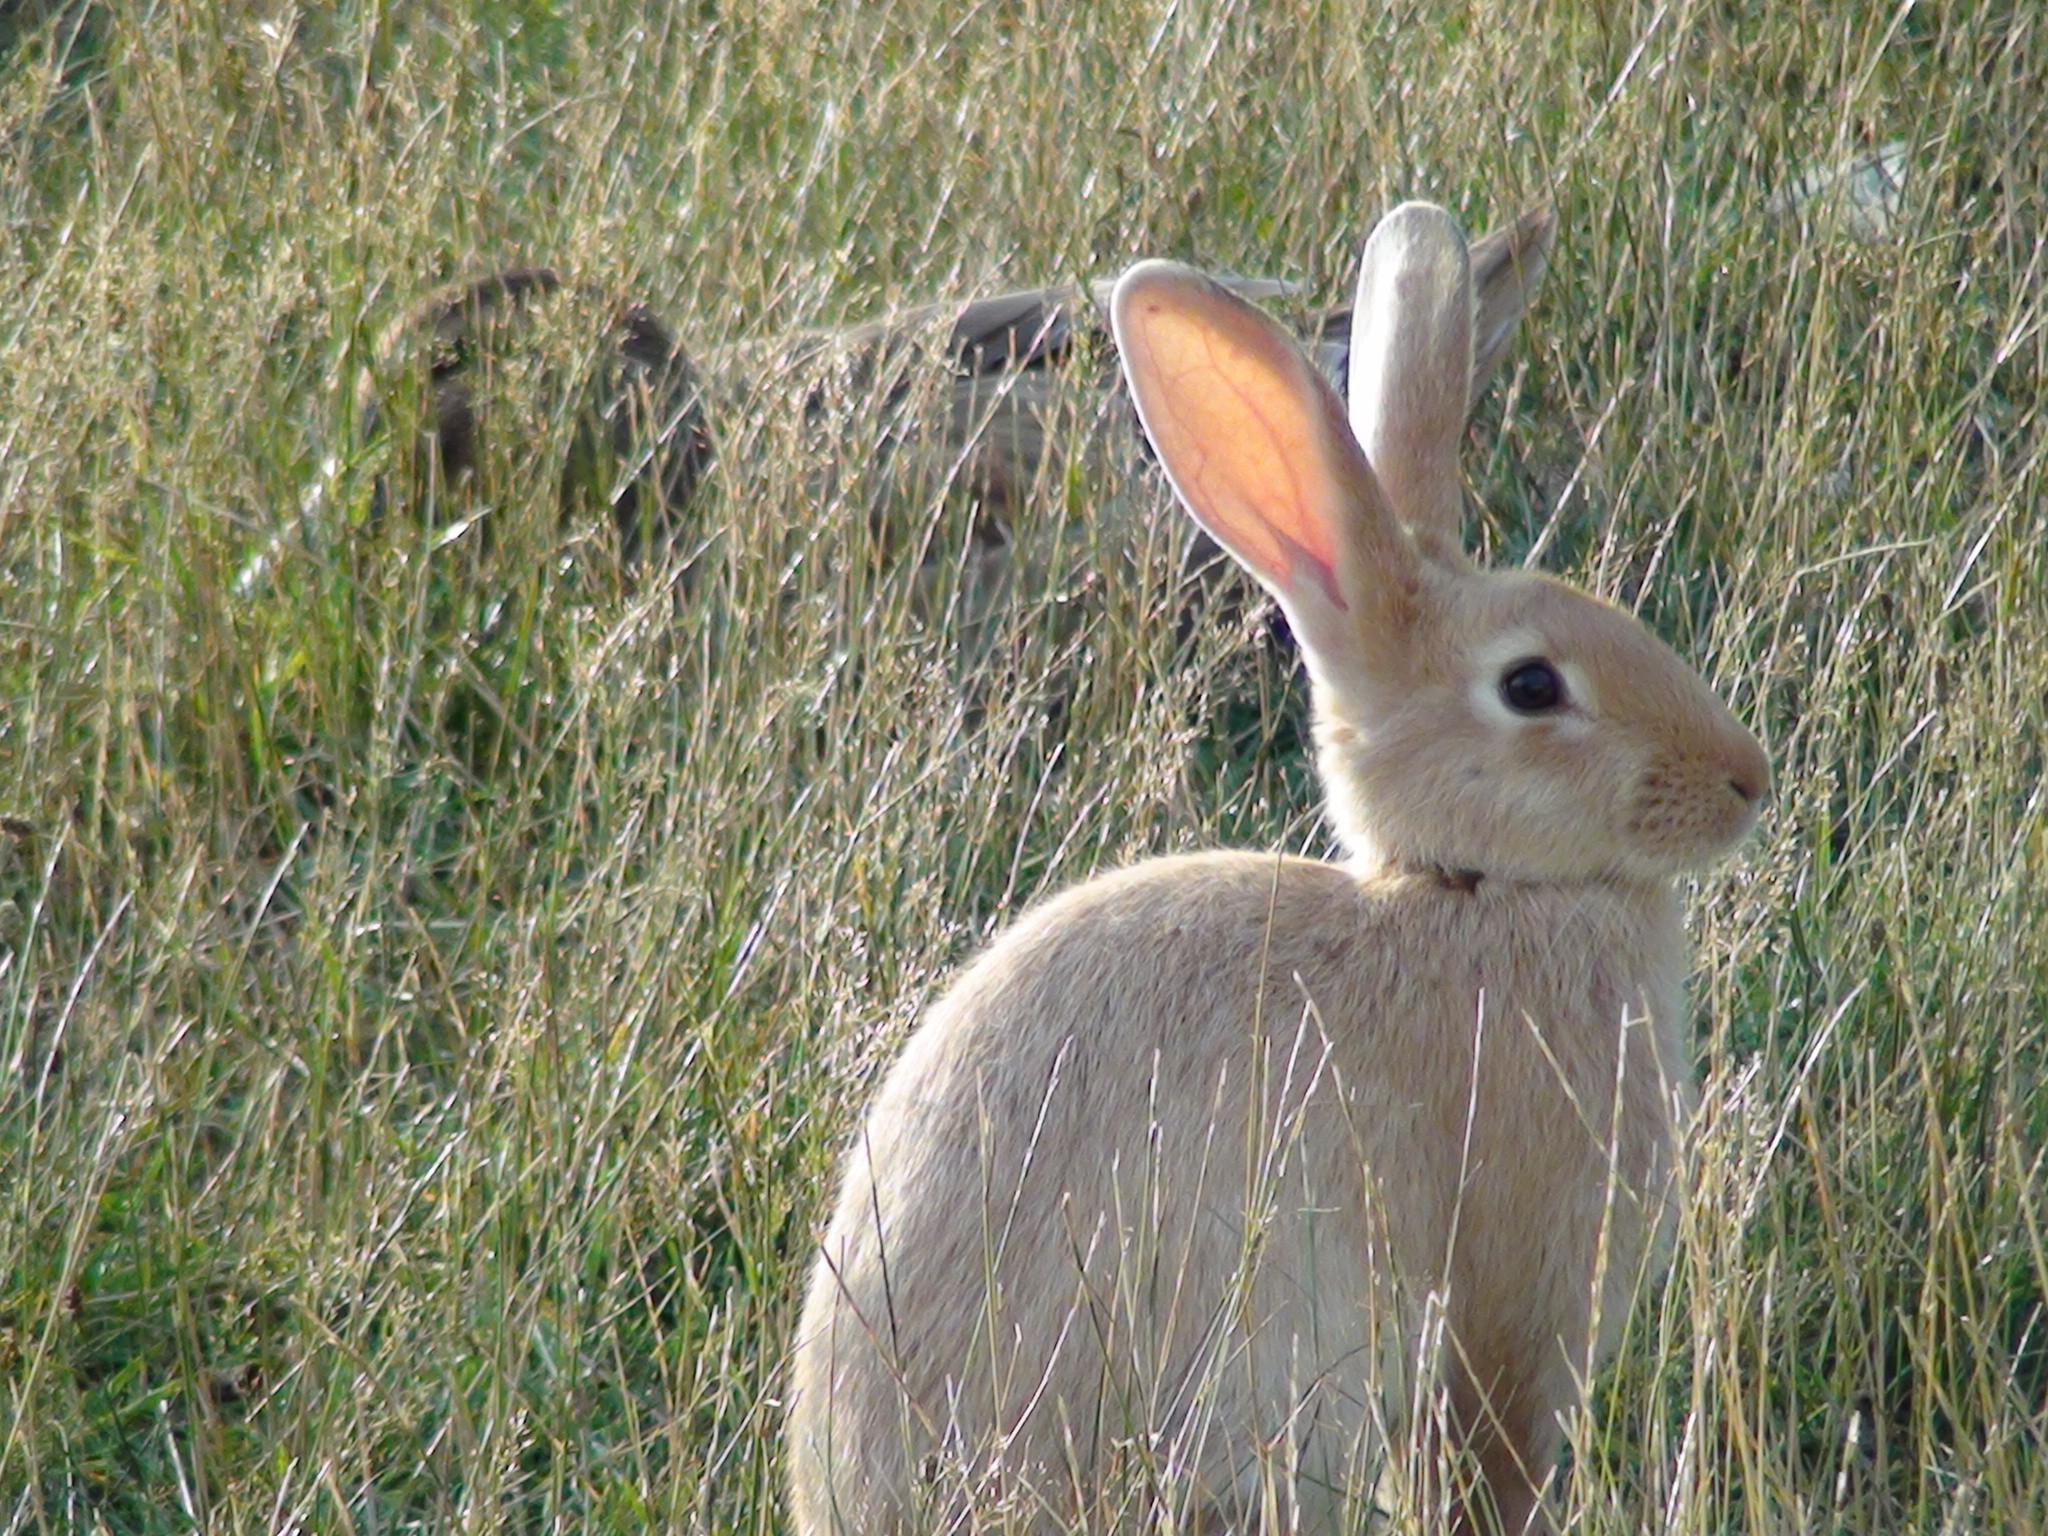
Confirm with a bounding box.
[1112,201,1768,886]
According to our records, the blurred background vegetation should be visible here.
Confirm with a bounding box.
[0,0,2043,1530]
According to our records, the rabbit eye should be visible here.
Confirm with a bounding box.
[1500,659,1566,714]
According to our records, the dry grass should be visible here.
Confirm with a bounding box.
[0,0,2044,1531]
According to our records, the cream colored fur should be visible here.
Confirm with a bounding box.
[787,202,1768,1536]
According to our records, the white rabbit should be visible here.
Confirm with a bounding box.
[786,201,1768,1536]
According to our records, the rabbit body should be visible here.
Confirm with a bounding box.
[791,853,1689,1535]
[789,202,1765,1536]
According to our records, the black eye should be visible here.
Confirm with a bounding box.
[1500,658,1565,714]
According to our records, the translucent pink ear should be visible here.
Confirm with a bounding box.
[1112,260,1418,672]
[1348,202,1475,551]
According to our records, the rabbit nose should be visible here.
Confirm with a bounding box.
[1727,758,1770,807]
[1721,731,1772,809]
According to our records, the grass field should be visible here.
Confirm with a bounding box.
[1,0,2045,1531]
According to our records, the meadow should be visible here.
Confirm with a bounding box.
[1,0,2044,1531]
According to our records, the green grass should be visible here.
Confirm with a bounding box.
[1,0,2045,1530]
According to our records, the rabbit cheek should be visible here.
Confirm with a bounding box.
[1435,687,1623,877]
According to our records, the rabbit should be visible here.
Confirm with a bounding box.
[360,207,1549,599]
[785,201,1768,1536]
[362,267,714,569]
[722,207,1555,671]
[746,203,1552,551]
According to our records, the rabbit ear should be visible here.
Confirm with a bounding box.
[1347,202,1475,553]
[1113,260,1421,671]
[1466,204,1555,409]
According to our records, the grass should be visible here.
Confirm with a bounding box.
[0,0,2045,1530]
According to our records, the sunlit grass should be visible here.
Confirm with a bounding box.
[0,0,2044,1531]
